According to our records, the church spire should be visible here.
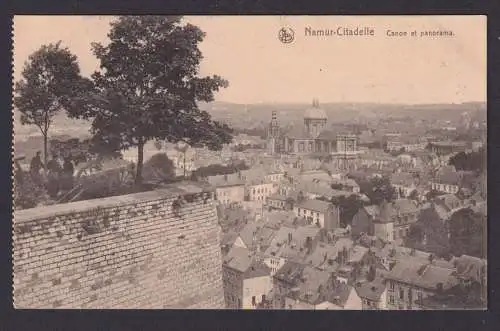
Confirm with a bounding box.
[312,98,320,108]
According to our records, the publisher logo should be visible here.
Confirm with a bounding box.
[278,27,295,44]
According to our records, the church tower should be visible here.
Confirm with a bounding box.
[304,98,327,138]
[267,111,280,155]
[373,200,395,242]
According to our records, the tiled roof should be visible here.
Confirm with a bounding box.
[264,225,320,261]
[364,205,380,218]
[223,246,254,273]
[435,170,461,186]
[355,278,386,301]
[296,199,332,213]
[436,194,462,211]
[316,129,338,140]
[390,172,416,186]
[304,239,354,272]
[299,170,333,183]
[385,260,459,291]
[285,124,313,139]
[455,255,486,283]
[392,199,419,215]
[324,283,353,307]
[287,266,333,305]
[221,231,239,247]
[348,245,369,264]
[206,174,245,188]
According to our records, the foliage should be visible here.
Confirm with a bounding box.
[14,166,48,210]
[367,265,376,282]
[448,148,485,173]
[331,183,344,190]
[358,176,396,205]
[448,208,485,258]
[191,161,248,179]
[231,143,264,152]
[404,223,425,247]
[425,189,441,201]
[142,153,176,183]
[66,16,233,185]
[14,42,88,167]
[408,189,419,201]
[331,194,365,227]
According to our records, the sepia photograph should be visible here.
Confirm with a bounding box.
[12,15,486,310]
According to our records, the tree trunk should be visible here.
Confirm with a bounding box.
[43,133,48,171]
[183,151,186,178]
[135,141,144,186]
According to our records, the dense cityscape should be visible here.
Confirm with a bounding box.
[12,16,486,310]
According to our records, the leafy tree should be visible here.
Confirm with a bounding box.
[408,189,419,201]
[448,208,485,258]
[14,42,88,168]
[404,223,424,247]
[449,148,485,173]
[330,194,365,227]
[425,189,441,201]
[359,176,396,205]
[367,265,376,282]
[331,183,344,190]
[191,161,248,179]
[142,153,176,183]
[68,16,233,185]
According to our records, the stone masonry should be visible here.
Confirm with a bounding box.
[13,181,225,309]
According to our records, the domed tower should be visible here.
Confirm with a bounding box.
[304,98,327,138]
[373,200,394,242]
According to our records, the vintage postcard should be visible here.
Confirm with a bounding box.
[12,15,486,309]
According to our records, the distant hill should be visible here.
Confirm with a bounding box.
[14,100,486,150]
[200,101,487,129]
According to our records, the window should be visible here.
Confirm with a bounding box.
[417,292,423,304]
[399,289,404,300]
[252,296,256,306]
[390,282,395,291]
[389,295,395,304]
[262,294,266,302]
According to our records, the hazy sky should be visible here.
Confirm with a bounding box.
[13,15,486,104]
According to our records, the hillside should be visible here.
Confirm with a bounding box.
[13,101,486,159]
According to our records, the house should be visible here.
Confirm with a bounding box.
[391,199,420,240]
[385,259,459,310]
[431,168,461,194]
[351,199,419,242]
[304,239,355,274]
[330,177,361,193]
[263,225,321,275]
[241,170,278,202]
[206,174,246,205]
[222,246,273,309]
[294,199,340,230]
[221,231,239,255]
[454,255,487,287]
[413,203,451,256]
[234,222,278,253]
[391,172,417,198]
[428,141,467,156]
[266,193,292,210]
[281,265,334,309]
[355,278,388,310]
[435,193,462,211]
[272,262,362,310]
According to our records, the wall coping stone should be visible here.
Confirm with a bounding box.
[14,181,214,224]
